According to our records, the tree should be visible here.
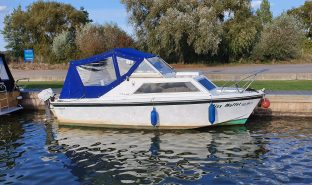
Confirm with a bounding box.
[102,24,134,51]
[122,0,258,63]
[75,23,134,58]
[2,6,28,57]
[222,1,261,61]
[52,31,76,62]
[288,1,312,39]
[2,2,91,62]
[75,24,105,58]
[252,14,305,61]
[256,0,273,25]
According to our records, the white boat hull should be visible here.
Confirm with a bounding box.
[51,96,262,129]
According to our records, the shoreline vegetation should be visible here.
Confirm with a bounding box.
[8,53,312,70]
[18,80,312,91]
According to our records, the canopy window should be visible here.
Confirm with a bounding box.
[0,54,15,92]
[76,57,117,86]
[116,57,135,76]
[0,58,9,81]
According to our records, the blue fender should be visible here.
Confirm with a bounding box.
[209,103,216,124]
[151,107,158,127]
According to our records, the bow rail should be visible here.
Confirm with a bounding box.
[220,69,268,93]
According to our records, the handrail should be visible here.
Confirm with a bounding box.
[15,78,30,90]
[220,69,268,93]
[16,78,30,84]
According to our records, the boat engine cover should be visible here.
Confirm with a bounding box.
[38,88,54,102]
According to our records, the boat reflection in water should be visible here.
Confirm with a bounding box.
[53,125,267,184]
[0,116,25,170]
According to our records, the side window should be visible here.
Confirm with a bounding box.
[0,58,9,80]
[197,78,216,91]
[76,57,117,86]
[135,82,199,94]
[116,57,135,76]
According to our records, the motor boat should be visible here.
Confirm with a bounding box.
[43,48,267,129]
[0,54,23,116]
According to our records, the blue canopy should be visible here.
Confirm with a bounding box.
[60,48,155,99]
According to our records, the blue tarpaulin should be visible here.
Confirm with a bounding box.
[60,48,155,99]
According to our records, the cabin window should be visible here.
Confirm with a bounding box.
[76,57,117,86]
[147,57,174,75]
[0,58,9,80]
[197,78,216,91]
[116,57,135,76]
[135,82,199,94]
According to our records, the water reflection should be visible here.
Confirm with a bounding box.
[0,116,24,171]
[149,131,160,157]
[0,113,80,185]
[53,124,267,184]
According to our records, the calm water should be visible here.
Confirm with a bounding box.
[1,113,312,185]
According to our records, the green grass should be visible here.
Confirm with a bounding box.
[18,81,64,89]
[18,80,312,91]
[213,80,312,91]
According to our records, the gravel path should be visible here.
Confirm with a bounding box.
[177,63,312,74]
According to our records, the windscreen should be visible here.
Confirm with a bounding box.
[147,57,174,75]
[134,60,158,74]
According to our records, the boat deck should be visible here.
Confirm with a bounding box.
[0,91,22,116]
[0,106,23,116]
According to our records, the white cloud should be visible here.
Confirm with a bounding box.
[251,0,262,9]
[0,5,7,12]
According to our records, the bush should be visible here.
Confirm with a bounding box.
[304,39,312,54]
[252,14,305,61]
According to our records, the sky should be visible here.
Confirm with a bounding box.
[0,0,307,51]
